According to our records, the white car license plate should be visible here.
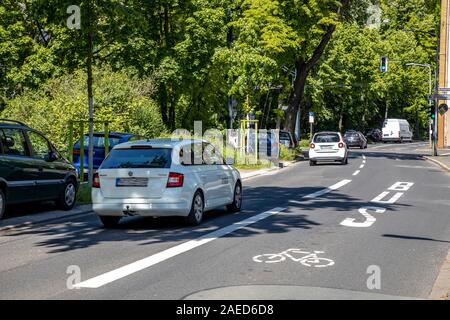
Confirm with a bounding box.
[116,178,148,187]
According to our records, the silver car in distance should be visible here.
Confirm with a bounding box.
[92,139,242,228]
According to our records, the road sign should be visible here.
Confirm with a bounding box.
[428,93,450,100]
[439,103,449,115]
[309,112,315,124]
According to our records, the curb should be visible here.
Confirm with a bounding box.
[423,156,450,172]
[0,205,93,233]
[429,249,450,300]
[239,160,300,180]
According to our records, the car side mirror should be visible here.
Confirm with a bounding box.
[45,151,58,162]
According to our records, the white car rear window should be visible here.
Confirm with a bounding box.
[314,134,340,143]
[101,148,172,169]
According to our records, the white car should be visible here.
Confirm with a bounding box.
[92,139,242,227]
[382,119,413,143]
[309,132,348,166]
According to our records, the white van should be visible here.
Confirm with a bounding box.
[382,119,413,143]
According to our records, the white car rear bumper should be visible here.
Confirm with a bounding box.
[92,189,191,217]
[309,149,347,161]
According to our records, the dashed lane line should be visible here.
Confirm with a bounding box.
[304,180,352,199]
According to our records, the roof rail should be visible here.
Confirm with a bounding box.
[0,119,28,126]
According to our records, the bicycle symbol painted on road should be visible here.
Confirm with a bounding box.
[253,249,335,268]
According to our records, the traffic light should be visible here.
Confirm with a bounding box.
[380,56,388,73]
[428,101,436,120]
[429,105,436,120]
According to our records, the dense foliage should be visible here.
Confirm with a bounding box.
[0,0,440,149]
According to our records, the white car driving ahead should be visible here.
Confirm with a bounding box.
[92,139,242,227]
[309,132,348,166]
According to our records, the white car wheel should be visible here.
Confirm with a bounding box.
[186,191,204,226]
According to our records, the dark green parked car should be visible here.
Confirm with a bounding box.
[0,119,79,219]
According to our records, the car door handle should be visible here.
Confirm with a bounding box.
[38,167,44,172]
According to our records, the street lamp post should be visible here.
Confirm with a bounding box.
[403,28,439,156]
[405,63,433,146]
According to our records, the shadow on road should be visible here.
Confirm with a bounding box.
[4,201,59,220]
[383,234,450,243]
[2,185,412,253]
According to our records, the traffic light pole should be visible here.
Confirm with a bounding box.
[433,29,440,157]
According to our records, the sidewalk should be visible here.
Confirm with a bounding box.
[238,160,299,180]
[423,151,450,172]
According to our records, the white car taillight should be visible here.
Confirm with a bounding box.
[167,172,184,188]
[338,142,345,148]
[310,143,316,149]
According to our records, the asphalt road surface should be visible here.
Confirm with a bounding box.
[1,142,449,300]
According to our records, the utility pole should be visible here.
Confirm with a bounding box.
[437,0,448,154]
[87,0,95,185]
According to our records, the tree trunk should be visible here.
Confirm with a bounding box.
[163,4,169,47]
[227,11,234,129]
[283,0,349,135]
[160,83,168,125]
[168,84,176,130]
[284,60,308,133]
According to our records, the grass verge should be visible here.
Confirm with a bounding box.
[77,183,92,204]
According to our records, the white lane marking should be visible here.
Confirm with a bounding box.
[395,165,433,169]
[253,249,334,268]
[304,180,352,199]
[341,181,414,229]
[353,170,361,176]
[371,191,404,204]
[340,207,386,228]
[362,160,366,164]
[74,207,287,289]
[359,165,365,169]
[362,155,366,160]
[388,182,414,191]
[370,182,414,205]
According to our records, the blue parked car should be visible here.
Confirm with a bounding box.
[72,132,145,176]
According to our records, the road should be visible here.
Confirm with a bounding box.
[0,142,449,300]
